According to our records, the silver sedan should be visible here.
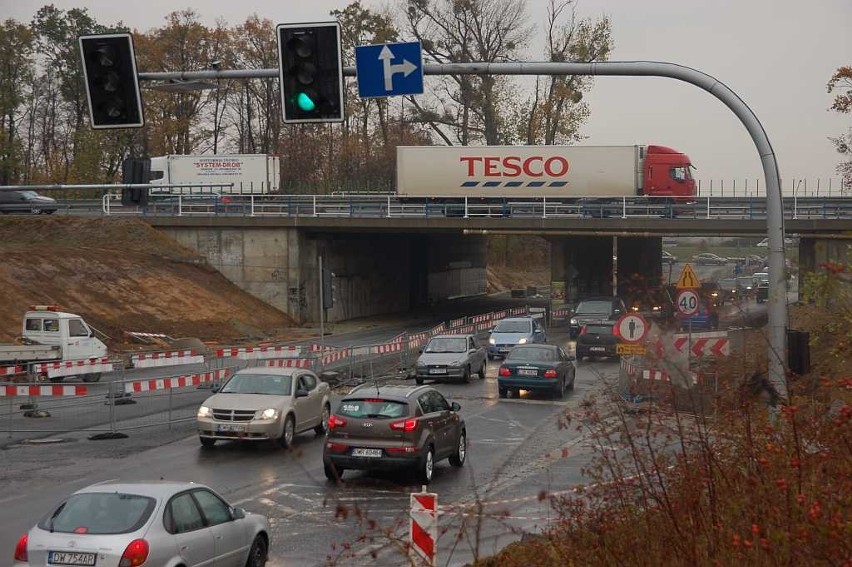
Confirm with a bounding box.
[13,480,269,566]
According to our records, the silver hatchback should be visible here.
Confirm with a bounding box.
[13,480,270,567]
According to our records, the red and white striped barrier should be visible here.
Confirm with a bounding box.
[390,332,407,344]
[492,309,508,321]
[307,343,336,352]
[266,359,314,368]
[654,331,730,358]
[410,491,437,566]
[0,384,88,397]
[216,345,303,360]
[642,369,699,385]
[34,357,114,379]
[321,348,352,366]
[471,314,491,324]
[449,318,466,329]
[0,365,24,377]
[123,368,232,394]
[408,332,429,349]
[429,323,446,336]
[131,350,204,368]
[371,342,404,355]
[552,307,571,318]
[621,358,640,378]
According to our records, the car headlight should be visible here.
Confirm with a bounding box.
[518,337,528,344]
[570,318,577,325]
[258,408,279,420]
[197,406,212,418]
[489,337,496,345]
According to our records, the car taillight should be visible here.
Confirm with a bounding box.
[386,445,419,454]
[222,196,232,204]
[544,369,558,379]
[119,539,149,567]
[328,415,347,430]
[498,366,511,377]
[14,534,27,561]
[390,418,418,432]
[326,442,348,452]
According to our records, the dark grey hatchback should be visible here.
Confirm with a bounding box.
[575,321,618,360]
[323,384,466,484]
[0,190,58,214]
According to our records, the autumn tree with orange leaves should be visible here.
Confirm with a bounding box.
[827,66,852,190]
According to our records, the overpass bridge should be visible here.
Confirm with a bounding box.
[116,194,851,325]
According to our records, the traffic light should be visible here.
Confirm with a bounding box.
[121,157,149,206]
[277,22,344,123]
[79,33,144,129]
[322,268,336,309]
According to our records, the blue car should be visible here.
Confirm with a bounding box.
[487,317,546,360]
[677,300,719,331]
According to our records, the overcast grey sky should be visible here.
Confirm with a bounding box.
[6,0,851,192]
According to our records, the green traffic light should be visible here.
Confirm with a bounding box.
[296,92,316,112]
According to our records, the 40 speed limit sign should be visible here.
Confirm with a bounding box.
[676,289,700,315]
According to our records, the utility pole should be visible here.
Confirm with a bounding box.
[318,254,325,351]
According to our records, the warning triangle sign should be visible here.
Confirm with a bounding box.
[676,263,700,289]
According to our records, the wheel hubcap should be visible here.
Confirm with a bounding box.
[425,450,433,480]
[321,406,329,432]
[458,435,466,461]
[285,419,294,444]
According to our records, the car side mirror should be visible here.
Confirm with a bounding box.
[295,389,309,398]
[230,507,246,520]
[451,401,461,412]
[211,386,220,393]
[418,349,423,354]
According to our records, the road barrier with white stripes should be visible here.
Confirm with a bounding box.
[130,349,205,368]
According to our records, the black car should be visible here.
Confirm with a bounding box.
[575,321,618,361]
[0,190,58,215]
[568,296,627,338]
[497,344,576,399]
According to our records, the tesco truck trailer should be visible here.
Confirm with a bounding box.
[124,154,281,196]
[396,145,696,201]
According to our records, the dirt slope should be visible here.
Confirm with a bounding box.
[0,217,298,348]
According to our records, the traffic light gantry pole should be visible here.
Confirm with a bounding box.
[138,60,790,404]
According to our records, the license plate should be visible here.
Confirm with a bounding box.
[590,347,606,352]
[48,551,97,566]
[217,423,245,432]
[351,448,382,458]
[518,368,538,376]
[429,368,447,374]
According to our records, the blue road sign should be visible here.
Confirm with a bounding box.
[355,41,423,99]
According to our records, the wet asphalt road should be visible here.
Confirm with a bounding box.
[0,325,621,566]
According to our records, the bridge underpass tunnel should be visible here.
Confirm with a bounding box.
[550,236,663,307]
[316,232,487,323]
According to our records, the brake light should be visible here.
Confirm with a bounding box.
[326,442,348,452]
[328,415,347,430]
[544,369,558,378]
[221,196,232,204]
[386,445,419,454]
[498,366,511,377]
[119,539,149,567]
[390,418,418,432]
[363,398,386,403]
[14,534,27,561]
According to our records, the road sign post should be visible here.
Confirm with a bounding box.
[355,42,423,99]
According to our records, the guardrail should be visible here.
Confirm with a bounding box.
[100,193,852,220]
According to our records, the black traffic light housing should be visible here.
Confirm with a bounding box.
[79,33,144,129]
[121,157,150,206]
[277,22,344,124]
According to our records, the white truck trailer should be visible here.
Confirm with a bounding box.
[134,154,281,195]
[396,145,696,201]
[0,306,109,382]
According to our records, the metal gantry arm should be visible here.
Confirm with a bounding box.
[140,60,789,401]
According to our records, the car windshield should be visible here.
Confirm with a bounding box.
[493,321,531,333]
[337,398,408,419]
[507,347,555,362]
[39,492,155,535]
[424,337,467,353]
[575,301,612,314]
[220,373,292,395]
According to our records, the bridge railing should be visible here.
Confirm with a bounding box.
[100,193,852,220]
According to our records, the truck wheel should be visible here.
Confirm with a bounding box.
[81,373,101,383]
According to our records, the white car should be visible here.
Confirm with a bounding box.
[13,480,269,566]
[197,366,331,448]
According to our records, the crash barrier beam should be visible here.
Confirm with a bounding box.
[33,357,114,379]
[130,349,205,368]
[1,384,88,397]
[123,368,233,394]
[410,490,438,566]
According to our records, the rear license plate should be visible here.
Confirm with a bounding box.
[518,368,538,376]
[351,448,382,458]
[217,423,245,432]
[429,368,447,374]
[590,347,606,352]
[48,551,97,566]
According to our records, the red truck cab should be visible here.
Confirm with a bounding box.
[643,145,695,202]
